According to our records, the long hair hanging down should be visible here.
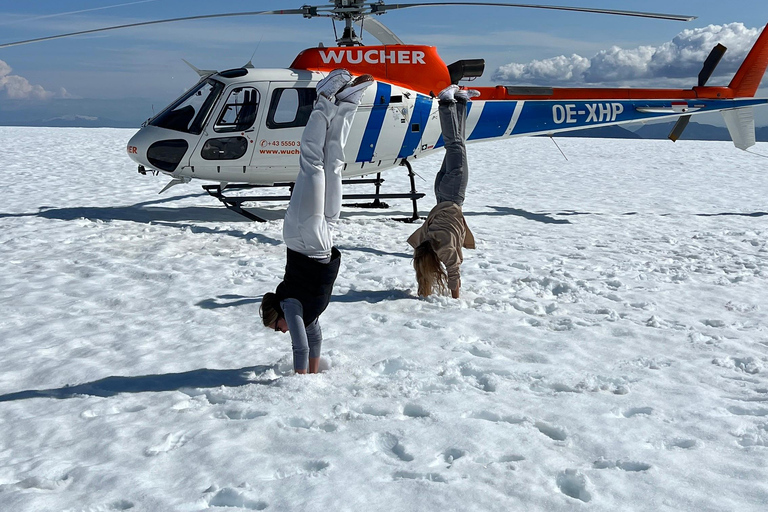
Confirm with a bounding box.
[260,292,282,328]
[413,240,448,297]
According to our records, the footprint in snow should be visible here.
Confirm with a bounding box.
[556,469,592,503]
[401,403,431,418]
[664,438,699,450]
[737,425,768,447]
[404,319,444,330]
[467,345,495,359]
[393,471,446,483]
[207,487,267,510]
[534,421,568,442]
[712,356,763,375]
[353,404,391,417]
[727,406,768,417]
[108,500,135,510]
[1,474,73,492]
[372,357,414,375]
[280,417,338,432]
[465,410,525,425]
[374,432,414,462]
[622,407,654,418]
[460,365,499,392]
[144,432,189,456]
[594,459,652,472]
[439,448,467,468]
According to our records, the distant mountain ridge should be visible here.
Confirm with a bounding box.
[0,98,155,129]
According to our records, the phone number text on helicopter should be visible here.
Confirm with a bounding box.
[260,140,300,148]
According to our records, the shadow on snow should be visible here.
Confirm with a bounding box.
[0,365,277,402]
[468,205,768,223]
[197,289,414,310]
[0,192,261,223]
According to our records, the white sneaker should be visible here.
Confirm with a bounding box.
[438,84,459,102]
[317,69,352,99]
[455,88,480,101]
[336,74,374,104]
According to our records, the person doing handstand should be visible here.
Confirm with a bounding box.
[408,84,477,299]
[260,69,373,374]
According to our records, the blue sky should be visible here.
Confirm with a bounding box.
[1,1,767,124]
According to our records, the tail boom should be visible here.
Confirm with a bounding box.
[729,23,768,97]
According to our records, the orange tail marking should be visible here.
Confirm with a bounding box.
[729,23,768,97]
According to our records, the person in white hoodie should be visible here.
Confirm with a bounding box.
[260,69,373,374]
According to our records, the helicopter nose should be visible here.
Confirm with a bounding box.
[126,127,190,173]
[126,131,147,166]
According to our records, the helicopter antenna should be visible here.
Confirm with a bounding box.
[548,135,568,161]
[245,34,264,68]
[745,149,768,159]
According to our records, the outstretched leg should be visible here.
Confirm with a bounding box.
[434,88,469,207]
[283,94,339,258]
[323,99,358,223]
[323,75,374,222]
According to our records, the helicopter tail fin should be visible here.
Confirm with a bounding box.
[721,107,756,150]
[728,23,768,97]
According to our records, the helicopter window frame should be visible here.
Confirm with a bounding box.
[149,78,224,135]
[266,87,318,129]
[213,86,261,133]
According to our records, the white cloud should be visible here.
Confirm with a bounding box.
[0,59,68,100]
[492,23,766,87]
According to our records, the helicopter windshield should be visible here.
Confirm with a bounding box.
[150,78,224,135]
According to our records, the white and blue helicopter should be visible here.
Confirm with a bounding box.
[3,1,768,221]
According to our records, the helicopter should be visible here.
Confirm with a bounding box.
[3,2,768,221]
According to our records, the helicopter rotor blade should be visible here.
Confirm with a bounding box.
[0,2,696,50]
[698,43,727,87]
[362,17,405,45]
[370,3,696,22]
[668,115,691,142]
[0,9,309,49]
[669,43,728,142]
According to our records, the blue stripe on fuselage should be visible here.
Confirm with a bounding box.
[435,102,473,149]
[398,94,433,158]
[467,101,517,141]
[356,82,391,162]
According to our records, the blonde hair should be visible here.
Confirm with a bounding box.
[413,240,447,297]
[260,292,282,328]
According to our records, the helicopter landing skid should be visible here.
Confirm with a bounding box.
[202,159,424,223]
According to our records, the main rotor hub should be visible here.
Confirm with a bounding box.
[300,0,386,46]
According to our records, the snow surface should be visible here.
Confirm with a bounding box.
[1,127,768,511]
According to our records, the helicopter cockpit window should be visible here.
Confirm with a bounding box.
[214,87,261,133]
[150,78,224,135]
[266,88,317,129]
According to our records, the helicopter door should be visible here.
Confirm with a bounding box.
[188,85,262,181]
[251,84,317,183]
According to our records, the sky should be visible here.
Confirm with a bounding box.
[0,1,767,124]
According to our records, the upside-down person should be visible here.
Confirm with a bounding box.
[408,84,477,299]
[260,69,373,374]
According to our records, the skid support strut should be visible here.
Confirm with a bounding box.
[202,159,424,222]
